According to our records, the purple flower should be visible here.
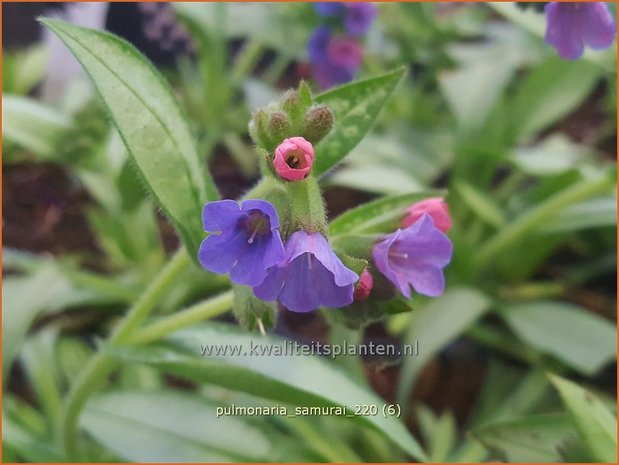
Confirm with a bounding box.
[545,2,616,60]
[308,25,332,64]
[315,2,345,17]
[372,214,453,298]
[328,36,364,70]
[198,199,285,287]
[344,3,378,37]
[312,61,356,90]
[253,231,359,313]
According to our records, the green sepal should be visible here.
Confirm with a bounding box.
[232,285,277,332]
[339,253,367,278]
[331,234,378,260]
[326,297,412,330]
[298,80,313,108]
[281,90,307,132]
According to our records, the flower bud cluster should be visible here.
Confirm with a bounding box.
[249,84,334,154]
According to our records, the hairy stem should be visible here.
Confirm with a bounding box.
[129,291,234,345]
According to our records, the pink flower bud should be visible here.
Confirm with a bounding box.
[402,197,452,232]
[273,137,315,181]
[353,269,373,301]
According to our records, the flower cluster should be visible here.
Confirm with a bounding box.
[199,199,358,313]
[355,198,453,303]
[199,193,454,314]
[308,3,377,90]
[544,2,616,60]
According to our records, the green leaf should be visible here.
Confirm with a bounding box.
[549,375,617,463]
[106,323,427,461]
[313,68,406,177]
[508,57,601,142]
[2,413,65,462]
[542,197,617,233]
[416,405,457,462]
[40,19,219,258]
[439,58,516,134]
[511,135,588,176]
[2,94,72,159]
[396,288,491,406]
[454,180,506,228]
[21,329,63,430]
[81,391,277,462]
[2,268,71,380]
[472,414,580,462]
[329,191,443,236]
[500,301,616,376]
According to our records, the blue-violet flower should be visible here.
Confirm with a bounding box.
[254,231,359,312]
[198,199,285,287]
[308,25,333,64]
[373,214,453,298]
[344,3,378,37]
[315,2,345,17]
[545,2,616,60]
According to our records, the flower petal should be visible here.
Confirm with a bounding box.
[584,3,616,49]
[198,229,246,274]
[278,254,323,312]
[288,232,358,287]
[400,264,445,298]
[241,199,281,229]
[253,267,285,302]
[545,3,585,60]
[202,200,243,233]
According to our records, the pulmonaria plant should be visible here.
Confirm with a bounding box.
[544,2,616,60]
[199,82,454,323]
[307,2,377,89]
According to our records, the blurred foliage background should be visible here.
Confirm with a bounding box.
[2,2,617,463]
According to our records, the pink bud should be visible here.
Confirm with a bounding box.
[402,197,452,232]
[353,269,373,301]
[273,137,315,182]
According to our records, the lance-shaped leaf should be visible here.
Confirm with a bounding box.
[40,19,219,257]
[314,68,406,177]
[105,323,427,461]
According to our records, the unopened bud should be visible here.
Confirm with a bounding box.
[353,269,373,301]
[273,137,315,182]
[282,90,305,129]
[302,104,334,144]
[249,109,270,148]
[402,197,452,233]
[267,111,292,148]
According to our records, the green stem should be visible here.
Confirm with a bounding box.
[61,177,279,459]
[129,291,234,345]
[474,175,614,273]
[110,249,191,343]
[62,248,190,459]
